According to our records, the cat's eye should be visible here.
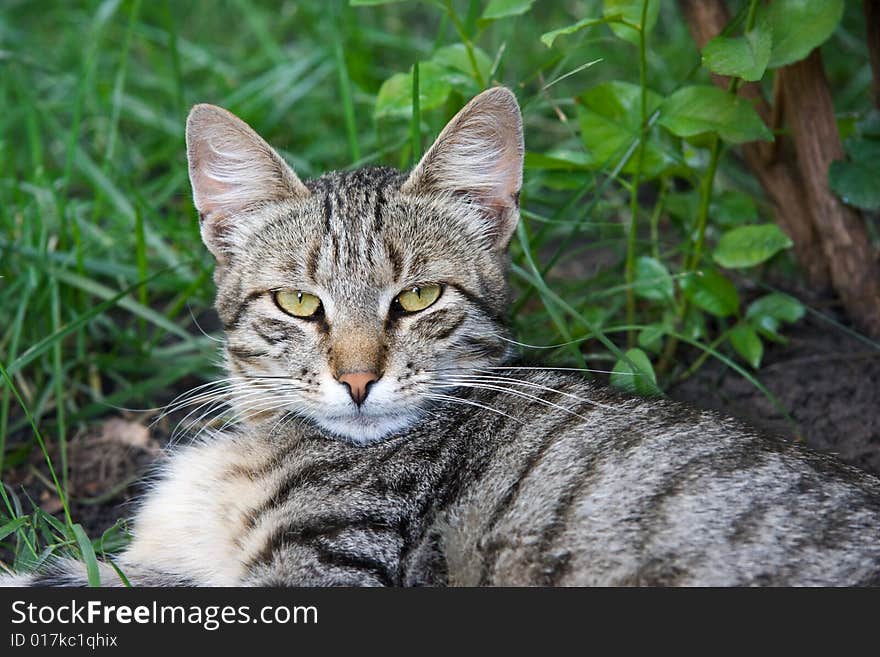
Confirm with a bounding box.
[393,284,442,314]
[274,290,322,318]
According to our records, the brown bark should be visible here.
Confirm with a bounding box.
[778,50,880,336]
[677,0,830,288]
[867,0,880,109]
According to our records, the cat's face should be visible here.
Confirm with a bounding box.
[186,88,524,443]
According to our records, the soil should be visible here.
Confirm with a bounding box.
[671,311,880,476]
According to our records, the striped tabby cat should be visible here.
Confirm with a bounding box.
[9,87,880,586]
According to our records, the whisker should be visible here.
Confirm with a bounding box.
[443,373,620,411]
[490,332,591,350]
[166,380,305,443]
[434,380,593,421]
[188,304,224,343]
[480,365,636,376]
[424,392,522,424]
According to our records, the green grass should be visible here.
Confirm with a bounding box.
[0,0,877,575]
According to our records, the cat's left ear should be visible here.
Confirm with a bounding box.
[186,104,310,263]
[401,87,524,250]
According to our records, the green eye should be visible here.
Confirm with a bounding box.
[274,290,322,318]
[394,284,442,313]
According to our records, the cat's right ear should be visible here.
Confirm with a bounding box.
[185,104,310,263]
[401,87,524,250]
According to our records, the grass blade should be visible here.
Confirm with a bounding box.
[72,523,101,587]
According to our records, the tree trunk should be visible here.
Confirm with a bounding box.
[677,0,830,288]
[678,0,880,338]
[778,49,880,336]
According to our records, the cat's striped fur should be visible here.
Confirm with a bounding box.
[8,88,880,587]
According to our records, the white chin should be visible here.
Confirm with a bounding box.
[315,412,417,445]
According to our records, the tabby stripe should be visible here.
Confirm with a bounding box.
[305,240,321,279]
[225,291,264,331]
[322,192,332,235]
[246,458,360,528]
[340,437,422,491]
[538,454,601,586]
[330,227,340,262]
[246,515,402,574]
[226,345,270,361]
[412,309,466,341]
[312,540,396,586]
[372,187,386,234]
[460,336,507,361]
[482,424,562,531]
[476,409,598,585]
[399,413,506,569]
[452,284,504,322]
[226,452,286,481]
[386,241,404,281]
[253,322,302,345]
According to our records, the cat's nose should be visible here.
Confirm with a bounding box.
[337,370,379,406]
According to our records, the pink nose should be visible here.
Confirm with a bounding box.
[337,371,379,406]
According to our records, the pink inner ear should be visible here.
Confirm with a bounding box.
[402,88,523,205]
[185,103,311,261]
[192,167,235,221]
[186,104,310,222]
[401,88,524,248]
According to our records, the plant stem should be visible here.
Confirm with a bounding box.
[687,137,722,272]
[625,0,650,347]
[0,361,73,528]
[411,61,421,165]
[658,0,760,376]
[444,0,486,88]
[335,39,361,162]
[649,176,668,259]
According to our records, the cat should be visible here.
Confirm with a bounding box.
[5,87,880,587]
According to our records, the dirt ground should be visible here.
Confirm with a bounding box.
[671,311,880,476]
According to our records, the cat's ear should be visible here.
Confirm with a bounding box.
[401,87,524,249]
[186,104,310,262]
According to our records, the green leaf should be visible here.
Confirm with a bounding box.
[665,191,700,224]
[577,81,676,178]
[374,62,451,119]
[681,270,740,318]
[659,86,773,144]
[829,160,880,211]
[682,306,707,341]
[350,0,411,5]
[760,0,844,68]
[829,138,880,211]
[97,519,132,555]
[633,256,674,302]
[603,0,660,44]
[0,516,28,541]
[524,150,592,170]
[611,348,660,396]
[638,323,666,353]
[72,523,102,587]
[712,190,758,226]
[746,293,805,340]
[483,0,535,20]
[729,323,763,369]
[702,22,771,81]
[713,224,793,269]
[431,43,493,83]
[541,15,621,48]
[747,293,805,324]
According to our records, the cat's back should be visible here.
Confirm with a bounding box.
[418,369,880,586]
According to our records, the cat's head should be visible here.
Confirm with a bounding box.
[185,87,524,443]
